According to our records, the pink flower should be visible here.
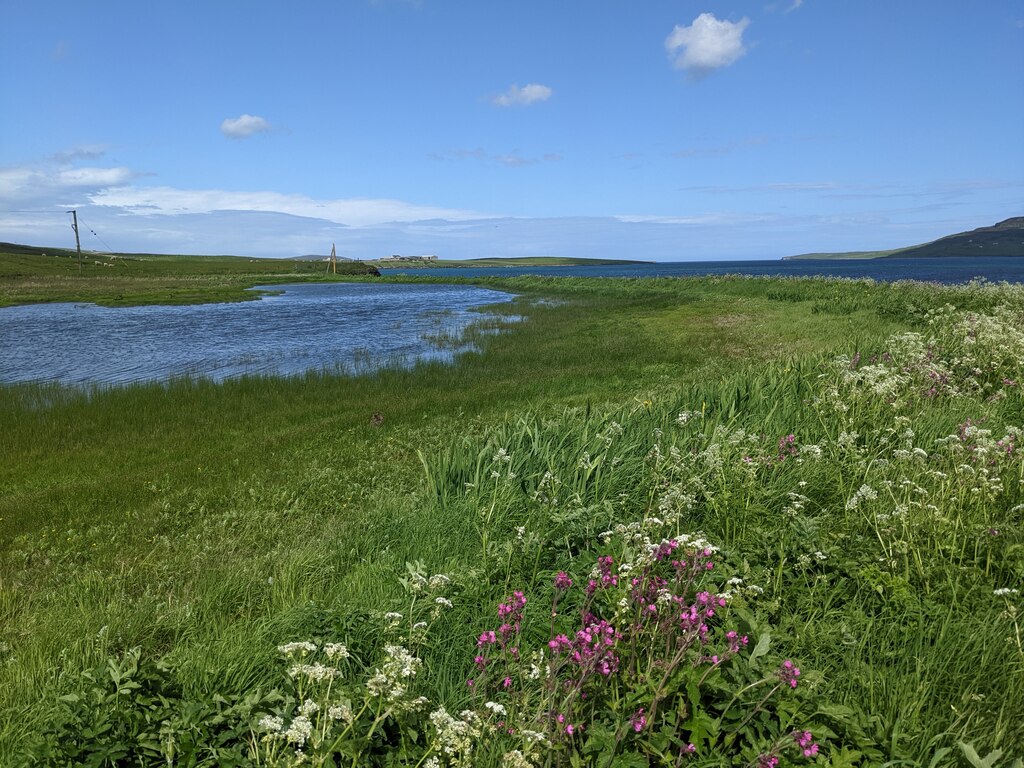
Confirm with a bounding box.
[554,571,573,590]
[630,708,647,732]
[793,730,819,756]
[778,659,801,689]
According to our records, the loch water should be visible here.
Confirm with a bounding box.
[0,282,514,386]
[382,256,1024,283]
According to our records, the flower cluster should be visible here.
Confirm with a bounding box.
[465,527,813,760]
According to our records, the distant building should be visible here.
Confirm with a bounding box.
[378,254,438,262]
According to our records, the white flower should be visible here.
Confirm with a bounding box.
[435,597,453,608]
[323,643,350,659]
[521,729,548,744]
[328,704,352,721]
[259,714,284,732]
[288,663,341,682]
[299,699,319,717]
[284,715,313,745]
[428,574,451,590]
[503,749,534,768]
[994,587,1019,597]
[277,641,318,656]
[484,701,507,716]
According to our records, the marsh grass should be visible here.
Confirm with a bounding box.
[1,275,1022,764]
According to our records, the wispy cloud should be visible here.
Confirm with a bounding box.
[666,13,750,78]
[88,186,486,227]
[220,114,272,139]
[491,83,553,107]
[786,0,804,13]
[430,148,561,167]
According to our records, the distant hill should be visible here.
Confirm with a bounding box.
[785,217,1024,260]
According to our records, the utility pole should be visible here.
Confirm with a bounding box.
[68,209,82,274]
[329,243,337,274]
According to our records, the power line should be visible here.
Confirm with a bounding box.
[0,209,76,214]
[76,215,115,253]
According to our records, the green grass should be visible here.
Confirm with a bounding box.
[0,247,377,307]
[1,273,1022,765]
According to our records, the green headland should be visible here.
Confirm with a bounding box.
[784,216,1024,259]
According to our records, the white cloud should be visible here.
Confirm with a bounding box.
[220,114,271,139]
[88,186,486,227]
[665,13,750,76]
[787,0,804,12]
[0,165,138,201]
[491,83,553,107]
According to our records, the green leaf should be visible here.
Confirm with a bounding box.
[612,752,649,768]
[958,742,1004,768]
[749,631,771,663]
[926,747,952,768]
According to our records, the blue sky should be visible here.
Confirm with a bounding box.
[1,1,1022,261]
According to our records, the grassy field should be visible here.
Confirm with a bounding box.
[0,245,377,307]
[1,270,1022,766]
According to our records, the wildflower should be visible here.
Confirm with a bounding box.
[288,663,341,682]
[994,587,1019,597]
[258,714,284,732]
[554,571,573,590]
[485,701,507,716]
[793,730,820,757]
[323,643,350,659]
[503,750,533,768]
[328,703,353,722]
[478,630,498,647]
[630,707,647,732]
[725,630,749,654]
[298,699,319,717]
[428,573,451,590]
[757,754,779,768]
[778,659,801,689]
[277,641,317,656]
[283,715,313,746]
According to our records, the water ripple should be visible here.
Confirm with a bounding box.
[0,282,514,387]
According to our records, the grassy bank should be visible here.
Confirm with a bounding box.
[0,247,378,307]
[1,275,1022,766]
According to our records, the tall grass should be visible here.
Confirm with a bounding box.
[1,275,1022,765]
